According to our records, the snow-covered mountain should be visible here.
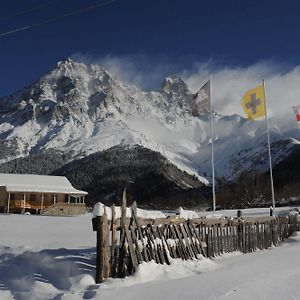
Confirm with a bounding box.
[0,58,299,185]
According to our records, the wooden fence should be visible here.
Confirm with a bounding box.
[92,197,300,283]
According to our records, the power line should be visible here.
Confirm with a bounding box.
[0,0,59,21]
[0,0,116,37]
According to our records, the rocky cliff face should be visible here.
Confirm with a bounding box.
[0,59,206,180]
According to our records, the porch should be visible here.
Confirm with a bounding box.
[6,192,86,214]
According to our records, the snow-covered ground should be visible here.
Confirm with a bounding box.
[0,207,299,300]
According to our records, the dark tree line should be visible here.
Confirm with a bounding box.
[216,146,300,208]
[54,145,208,208]
[0,145,210,209]
[2,143,300,210]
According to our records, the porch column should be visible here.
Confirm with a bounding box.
[41,194,44,212]
[22,193,26,214]
[53,194,56,204]
[68,195,70,204]
[83,195,85,204]
[7,193,10,214]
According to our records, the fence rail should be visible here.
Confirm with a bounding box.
[92,197,300,283]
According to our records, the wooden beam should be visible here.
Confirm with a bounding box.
[7,192,10,214]
[110,204,117,277]
[41,194,44,212]
[22,193,26,214]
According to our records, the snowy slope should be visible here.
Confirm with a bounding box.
[0,59,299,184]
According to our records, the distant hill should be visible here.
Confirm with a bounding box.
[0,145,210,209]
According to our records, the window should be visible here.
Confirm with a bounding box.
[10,194,15,201]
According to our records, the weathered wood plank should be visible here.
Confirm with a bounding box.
[110,204,117,277]
[186,223,204,257]
[131,201,150,262]
[170,224,186,260]
[156,225,171,265]
[164,225,178,259]
[118,189,127,278]
[180,223,196,259]
[125,225,139,272]
[95,217,101,284]
[130,223,144,264]
[95,209,110,283]
[144,225,159,263]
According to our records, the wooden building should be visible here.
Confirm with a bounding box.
[0,173,87,214]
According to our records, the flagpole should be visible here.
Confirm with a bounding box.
[263,79,275,209]
[210,75,216,212]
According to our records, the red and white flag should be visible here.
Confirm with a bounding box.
[292,105,300,122]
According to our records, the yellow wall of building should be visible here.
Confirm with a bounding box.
[56,194,65,203]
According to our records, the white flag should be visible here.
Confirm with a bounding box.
[192,81,211,116]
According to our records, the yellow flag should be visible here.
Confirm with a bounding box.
[241,84,266,120]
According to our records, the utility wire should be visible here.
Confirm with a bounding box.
[0,0,116,37]
[0,0,59,21]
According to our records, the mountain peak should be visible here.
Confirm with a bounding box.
[161,76,189,95]
[40,58,114,97]
[57,57,74,65]
[56,58,84,71]
[52,58,105,78]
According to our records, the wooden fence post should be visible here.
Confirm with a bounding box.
[237,221,243,252]
[95,216,101,284]
[206,228,210,258]
[95,208,110,283]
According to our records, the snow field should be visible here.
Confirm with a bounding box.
[0,207,299,299]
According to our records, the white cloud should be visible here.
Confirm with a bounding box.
[71,52,179,91]
[183,61,300,124]
[71,53,300,129]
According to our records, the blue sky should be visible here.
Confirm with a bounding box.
[1,0,300,97]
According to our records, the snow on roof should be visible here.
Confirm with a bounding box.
[0,173,87,195]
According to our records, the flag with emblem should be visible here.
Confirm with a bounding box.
[192,81,211,116]
[241,84,266,120]
[241,81,276,208]
[292,105,300,122]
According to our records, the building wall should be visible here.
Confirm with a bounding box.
[0,188,86,214]
[56,193,65,203]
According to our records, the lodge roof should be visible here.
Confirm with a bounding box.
[0,173,88,195]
